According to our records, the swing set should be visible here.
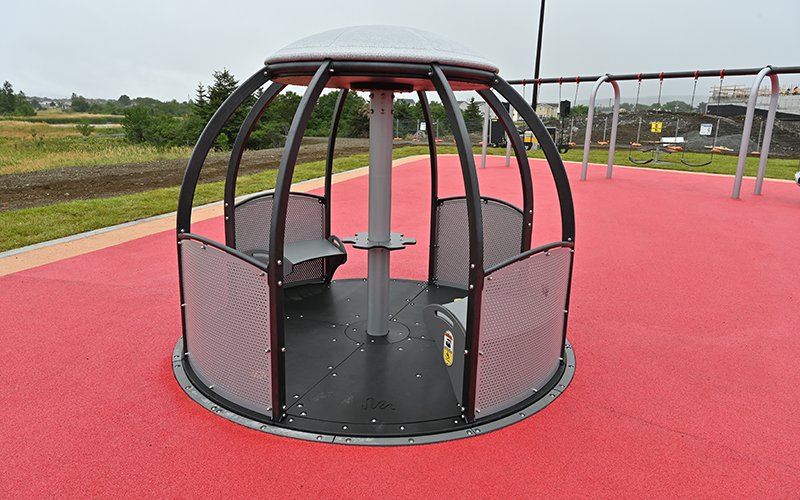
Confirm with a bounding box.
[628,72,720,167]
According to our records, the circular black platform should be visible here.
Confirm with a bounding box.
[173,279,575,445]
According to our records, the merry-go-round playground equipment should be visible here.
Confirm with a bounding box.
[173,25,576,445]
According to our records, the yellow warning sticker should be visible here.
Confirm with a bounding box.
[650,121,663,133]
[443,331,454,366]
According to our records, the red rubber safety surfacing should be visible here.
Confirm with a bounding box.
[2,157,799,497]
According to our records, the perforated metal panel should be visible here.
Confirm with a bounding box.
[433,197,524,287]
[180,237,273,417]
[475,246,572,416]
[234,193,325,283]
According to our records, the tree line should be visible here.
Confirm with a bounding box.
[0,81,35,116]
[3,71,489,150]
[120,69,488,150]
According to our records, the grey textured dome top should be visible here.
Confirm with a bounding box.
[265,25,498,73]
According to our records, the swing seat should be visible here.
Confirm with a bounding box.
[680,158,712,167]
[628,156,654,165]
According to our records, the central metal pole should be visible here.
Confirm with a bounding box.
[367,91,394,336]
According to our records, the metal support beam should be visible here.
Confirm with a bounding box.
[505,138,512,166]
[223,82,286,247]
[478,89,534,250]
[606,80,621,179]
[324,89,350,236]
[508,65,800,86]
[755,73,780,195]
[430,64,485,422]
[419,91,439,285]
[492,76,575,243]
[480,102,490,168]
[733,66,774,199]
[366,91,394,337]
[268,61,332,417]
[581,75,606,180]
[177,68,271,234]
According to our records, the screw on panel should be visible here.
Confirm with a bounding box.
[469,285,474,290]
[281,347,286,352]
[277,281,283,286]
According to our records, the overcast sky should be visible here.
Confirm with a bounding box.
[2,0,798,104]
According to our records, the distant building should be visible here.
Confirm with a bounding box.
[535,103,559,119]
[705,84,800,119]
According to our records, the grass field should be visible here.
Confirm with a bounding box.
[0,148,411,252]
[0,109,124,125]
[0,120,190,175]
[2,125,799,253]
[534,147,800,181]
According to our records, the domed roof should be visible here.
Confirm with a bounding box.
[265,25,498,73]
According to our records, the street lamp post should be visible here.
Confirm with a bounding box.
[530,0,546,110]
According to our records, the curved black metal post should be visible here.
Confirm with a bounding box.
[324,89,349,238]
[418,91,439,284]
[177,68,271,234]
[267,61,332,420]
[477,89,533,250]
[491,76,575,243]
[492,75,576,363]
[430,64,485,422]
[223,82,286,247]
